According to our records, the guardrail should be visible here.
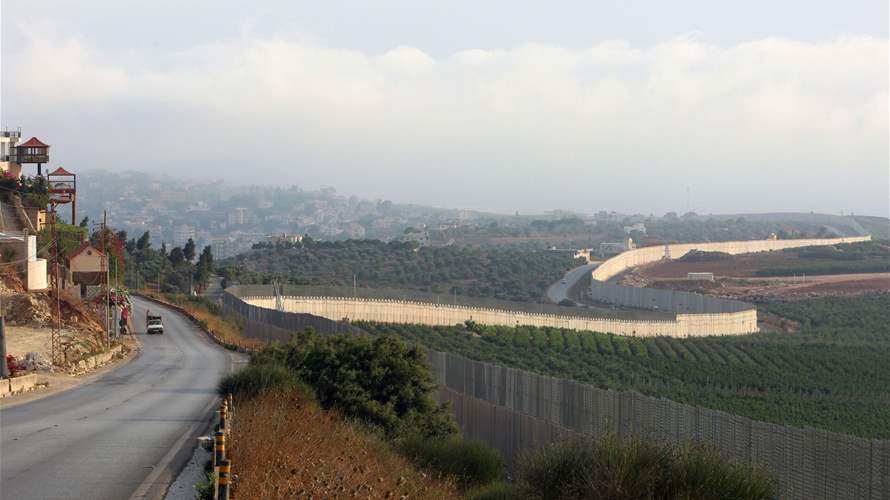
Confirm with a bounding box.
[213,394,235,500]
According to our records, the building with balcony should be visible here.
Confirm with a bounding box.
[0,130,22,178]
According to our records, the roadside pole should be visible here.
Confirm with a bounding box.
[0,314,8,378]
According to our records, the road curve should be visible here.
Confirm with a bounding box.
[545,261,599,304]
[0,297,241,500]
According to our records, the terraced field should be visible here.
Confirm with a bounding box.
[358,295,890,438]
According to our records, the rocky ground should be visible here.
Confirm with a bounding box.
[1,271,136,388]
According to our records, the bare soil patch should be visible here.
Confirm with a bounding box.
[626,271,889,301]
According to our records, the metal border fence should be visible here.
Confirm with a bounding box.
[222,290,890,500]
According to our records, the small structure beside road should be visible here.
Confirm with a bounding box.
[66,241,106,298]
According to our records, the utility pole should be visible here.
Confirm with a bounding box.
[0,287,7,377]
[50,203,62,366]
[102,210,110,346]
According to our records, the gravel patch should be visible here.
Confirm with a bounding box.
[164,438,212,500]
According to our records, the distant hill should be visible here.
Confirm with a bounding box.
[853,215,890,240]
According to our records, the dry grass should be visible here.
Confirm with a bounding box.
[229,390,461,499]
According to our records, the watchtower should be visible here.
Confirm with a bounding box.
[15,137,50,176]
[47,167,77,224]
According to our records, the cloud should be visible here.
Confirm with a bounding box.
[3,32,887,216]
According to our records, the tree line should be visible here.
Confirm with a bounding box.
[219,238,580,303]
[120,230,214,294]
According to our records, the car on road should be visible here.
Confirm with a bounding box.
[146,317,164,335]
[561,279,567,284]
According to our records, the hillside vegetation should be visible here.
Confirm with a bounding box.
[754,240,890,276]
[219,239,579,302]
[433,215,833,250]
[359,295,890,438]
[222,332,777,499]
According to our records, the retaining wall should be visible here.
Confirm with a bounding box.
[1,373,49,397]
[221,293,890,500]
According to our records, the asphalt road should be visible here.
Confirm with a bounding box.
[545,261,600,304]
[0,297,242,500]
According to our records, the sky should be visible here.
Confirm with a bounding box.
[2,1,888,217]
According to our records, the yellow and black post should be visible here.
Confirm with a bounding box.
[217,458,231,500]
[213,430,225,468]
[219,401,228,432]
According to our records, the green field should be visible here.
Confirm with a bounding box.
[358,295,890,438]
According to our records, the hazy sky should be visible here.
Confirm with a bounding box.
[2,1,888,216]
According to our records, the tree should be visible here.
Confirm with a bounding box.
[194,245,214,290]
[184,238,196,263]
[168,247,185,267]
[136,231,151,251]
[79,216,90,228]
[160,242,167,256]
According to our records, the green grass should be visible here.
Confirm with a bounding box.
[358,295,890,438]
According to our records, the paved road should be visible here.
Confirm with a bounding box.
[545,261,600,304]
[0,297,241,500]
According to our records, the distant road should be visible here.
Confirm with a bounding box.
[0,297,241,500]
[546,261,600,304]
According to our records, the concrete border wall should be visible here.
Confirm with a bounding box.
[583,236,871,334]
[592,236,872,282]
[226,236,868,338]
[221,293,890,500]
[233,292,755,338]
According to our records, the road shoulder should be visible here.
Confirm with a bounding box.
[0,335,141,409]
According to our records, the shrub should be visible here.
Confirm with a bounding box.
[517,435,776,500]
[218,363,297,398]
[667,442,776,500]
[398,435,504,489]
[252,331,458,439]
